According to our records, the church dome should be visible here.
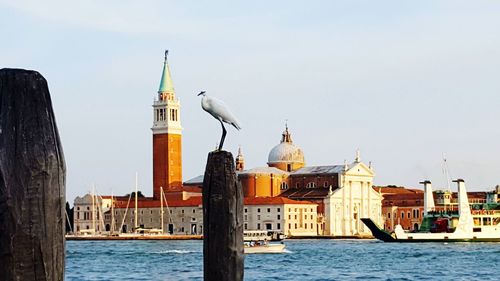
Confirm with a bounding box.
[267,126,305,166]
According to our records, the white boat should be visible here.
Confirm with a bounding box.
[243,230,286,254]
[244,241,286,254]
[362,179,500,242]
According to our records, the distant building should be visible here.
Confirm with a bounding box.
[151,52,201,201]
[186,125,383,237]
[105,197,204,235]
[378,186,424,231]
[243,197,318,237]
[73,194,112,233]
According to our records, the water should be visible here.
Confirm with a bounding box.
[66,239,500,280]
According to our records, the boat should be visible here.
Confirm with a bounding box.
[244,230,286,254]
[362,179,500,242]
[244,240,286,254]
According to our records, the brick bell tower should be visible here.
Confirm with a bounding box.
[152,50,183,200]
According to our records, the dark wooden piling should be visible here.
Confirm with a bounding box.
[0,69,66,280]
[202,151,244,281]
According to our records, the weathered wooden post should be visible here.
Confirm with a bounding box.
[202,151,244,281]
[0,69,66,280]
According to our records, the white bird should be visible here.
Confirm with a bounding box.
[198,91,241,151]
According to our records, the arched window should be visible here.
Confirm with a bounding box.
[306,182,316,188]
[280,182,289,190]
[323,181,328,187]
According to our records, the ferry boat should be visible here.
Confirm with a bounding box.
[362,179,500,242]
[244,230,286,254]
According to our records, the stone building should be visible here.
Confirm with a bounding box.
[232,125,382,236]
[73,193,112,233]
[105,197,204,235]
[243,197,318,237]
[379,186,424,231]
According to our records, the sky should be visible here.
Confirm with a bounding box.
[1,1,500,203]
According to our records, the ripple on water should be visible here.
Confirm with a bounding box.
[66,240,500,281]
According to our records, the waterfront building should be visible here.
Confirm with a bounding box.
[105,197,204,235]
[186,126,383,237]
[379,186,424,231]
[73,193,112,233]
[243,197,318,237]
[242,126,382,236]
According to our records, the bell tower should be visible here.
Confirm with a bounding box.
[152,50,183,199]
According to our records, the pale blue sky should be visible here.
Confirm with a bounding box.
[1,1,499,203]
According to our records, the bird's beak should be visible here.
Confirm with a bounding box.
[197,91,205,96]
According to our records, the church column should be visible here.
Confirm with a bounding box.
[349,181,353,235]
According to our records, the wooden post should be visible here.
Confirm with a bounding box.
[202,151,244,281]
[0,69,66,280]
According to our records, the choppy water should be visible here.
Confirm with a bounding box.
[66,239,500,280]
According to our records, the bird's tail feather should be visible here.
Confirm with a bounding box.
[232,122,241,130]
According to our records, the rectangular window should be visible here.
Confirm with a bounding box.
[305,224,308,229]
[257,215,261,220]
[388,213,391,219]
[288,215,291,219]
[407,212,411,219]
[277,223,281,230]
[267,208,271,213]
[277,215,281,220]
[295,223,297,229]
[257,208,261,213]
[244,215,247,221]
[257,223,261,230]
[244,223,248,230]
[277,208,281,212]
[288,223,291,229]
[244,208,247,213]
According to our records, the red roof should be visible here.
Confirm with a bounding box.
[113,197,202,209]
[382,193,424,207]
[111,196,316,209]
[245,197,316,205]
[374,186,423,195]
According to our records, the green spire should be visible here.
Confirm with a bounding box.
[158,50,175,94]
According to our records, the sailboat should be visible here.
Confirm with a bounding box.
[362,179,500,242]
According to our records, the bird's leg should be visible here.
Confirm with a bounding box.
[218,120,227,151]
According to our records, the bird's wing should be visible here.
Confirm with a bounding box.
[206,97,241,130]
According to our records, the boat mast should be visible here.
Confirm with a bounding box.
[162,188,173,233]
[160,186,164,234]
[97,194,105,234]
[442,153,452,192]
[92,184,96,234]
[135,172,138,233]
[118,192,133,233]
[111,191,114,234]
